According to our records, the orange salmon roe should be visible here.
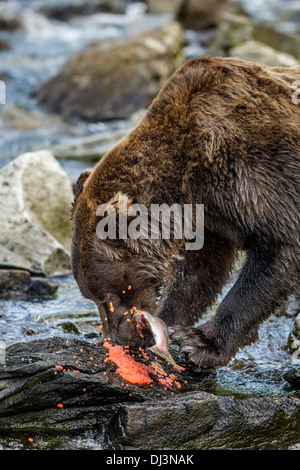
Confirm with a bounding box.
[103,340,183,391]
[103,341,152,385]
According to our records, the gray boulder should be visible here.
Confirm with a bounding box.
[230,41,300,67]
[146,0,184,16]
[38,0,131,20]
[35,22,185,122]
[209,11,300,60]
[178,0,229,30]
[288,313,300,357]
[0,151,73,276]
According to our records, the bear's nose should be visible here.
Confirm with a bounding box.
[97,302,154,349]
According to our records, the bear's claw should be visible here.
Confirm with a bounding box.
[170,325,232,368]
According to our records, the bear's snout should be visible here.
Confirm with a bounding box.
[97,301,154,349]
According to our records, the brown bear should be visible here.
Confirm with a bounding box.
[71,56,300,367]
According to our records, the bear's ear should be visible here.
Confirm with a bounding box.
[74,170,92,198]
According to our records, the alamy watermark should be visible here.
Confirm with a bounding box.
[290,339,300,365]
[0,80,6,105]
[292,349,300,364]
[0,340,5,365]
[96,196,204,250]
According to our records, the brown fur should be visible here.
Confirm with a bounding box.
[71,57,300,367]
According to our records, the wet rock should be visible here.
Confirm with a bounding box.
[286,312,300,389]
[177,0,230,30]
[288,313,300,356]
[39,0,131,20]
[230,41,300,67]
[35,21,185,122]
[209,12,300,60]
[0,269,57,300]
[0,337,177,434]
[275,292,300,317]
[108,391,220,449]
[254,23,300,60]
[34,309,100,339]
[0,14,23,31]
[0,39,10,51]
[111,394,300,450]
[2,106,70,132]
[284,368,300,390]
[209,13,256,56]
[146,0,184,16]
[0,151,73,276]
[96,0,132,14]
[0,337,299,449]
[286,293,300,317]
[2,106,46,131]
[52,109,146,161]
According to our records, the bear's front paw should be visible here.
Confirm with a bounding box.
[170,324,233,368]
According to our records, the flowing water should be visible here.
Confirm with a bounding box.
[0,0,299,179]
[0,274,298,399]
[237,0,300,33]
[0,1,176,181]
[0,0,299,449]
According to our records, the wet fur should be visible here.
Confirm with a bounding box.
[71,57,300,367]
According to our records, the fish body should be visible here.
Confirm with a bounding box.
[133,309,183,371]
[133,310,169,356]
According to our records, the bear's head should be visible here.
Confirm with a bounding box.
[71,169,175,348]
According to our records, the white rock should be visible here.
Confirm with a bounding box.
[0,150,74,276]
[230,41,300,67]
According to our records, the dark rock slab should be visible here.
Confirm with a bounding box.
[107,391,220,449]
[38,0,131,21]
[0,15,22,31]
[0,337,171,422]
[0,337,299,450]
[178,0,229,30]
[0,269,58,300]
[284,368,300,389]
[0,39,10,51]
[108,393,300,450]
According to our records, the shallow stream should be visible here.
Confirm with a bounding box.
[0,0,299,450]
[0,274,298,400]
[1,0,299,181]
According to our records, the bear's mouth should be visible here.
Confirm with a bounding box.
[98,299,171,355]
[97,301,154,349]
[98,300,183,371]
